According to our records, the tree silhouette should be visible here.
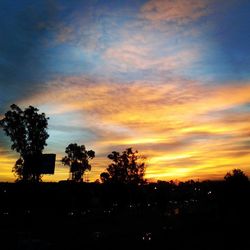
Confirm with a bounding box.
[12,158,24,181]
[224,169,248,185]
[62,143,95,182]
[0,104,49,181]
[100,148,146,185]
[100,172,110,183]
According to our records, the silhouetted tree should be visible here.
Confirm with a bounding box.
[100,148,146,185]
[224,169,248,185]
[100,172,110,183]
[62,143,95,182]
[0,104,49,181]
[12,158,24,182]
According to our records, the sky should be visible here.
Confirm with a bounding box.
[0,0,250,182]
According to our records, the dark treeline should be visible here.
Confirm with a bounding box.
[0,178,250,249]
[1,104,250,249]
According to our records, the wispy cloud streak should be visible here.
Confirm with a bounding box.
[4,76,247,181]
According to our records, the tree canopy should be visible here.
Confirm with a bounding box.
[62,143,95,182]
[224,169,248,185]
[0,104,49,181]
[100,148,146,185]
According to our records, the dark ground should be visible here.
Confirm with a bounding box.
[0,181,249,250]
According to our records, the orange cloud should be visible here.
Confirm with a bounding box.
[140,0,210,23]
[1,77,250,182]
[14,77,250,180]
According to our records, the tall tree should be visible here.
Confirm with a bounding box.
[62,143,95,182]
[0,104,49,181]
[100,148,146,185]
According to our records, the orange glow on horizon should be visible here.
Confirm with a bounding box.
[1,79,250,182]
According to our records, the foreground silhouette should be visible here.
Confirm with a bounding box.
[0,174,249,250]
[0,104,49,181]
[1,104,249,249]
[101,148,146,185]
[62,143,95,182]
[224,168,248,185]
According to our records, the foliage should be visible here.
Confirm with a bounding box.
[100,172,110,183]
[12,158,43,182]
[100,148,146,185]
[62,143,95,182]
[224,169,248,184]
[0,104,49,181]
[12,158,24,182]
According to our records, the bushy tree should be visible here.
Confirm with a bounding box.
[224,169,248,184]
[62,143,95,182]
[12,158,24,181]
[0,104,49,181]
[100,172,110,183]
[100,148,146,185]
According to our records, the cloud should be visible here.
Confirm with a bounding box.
[140,0,210,23]
[2,76,245,181]
[104,42,199,72]
[33,0,209,80]
[16,77,250,140]
[1,0,249,182]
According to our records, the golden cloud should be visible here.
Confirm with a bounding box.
[11,77,249,181]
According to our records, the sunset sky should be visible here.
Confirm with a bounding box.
[0,0,250,182]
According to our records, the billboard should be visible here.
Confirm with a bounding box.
[24,154,56,175]
[39,154,56,174]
